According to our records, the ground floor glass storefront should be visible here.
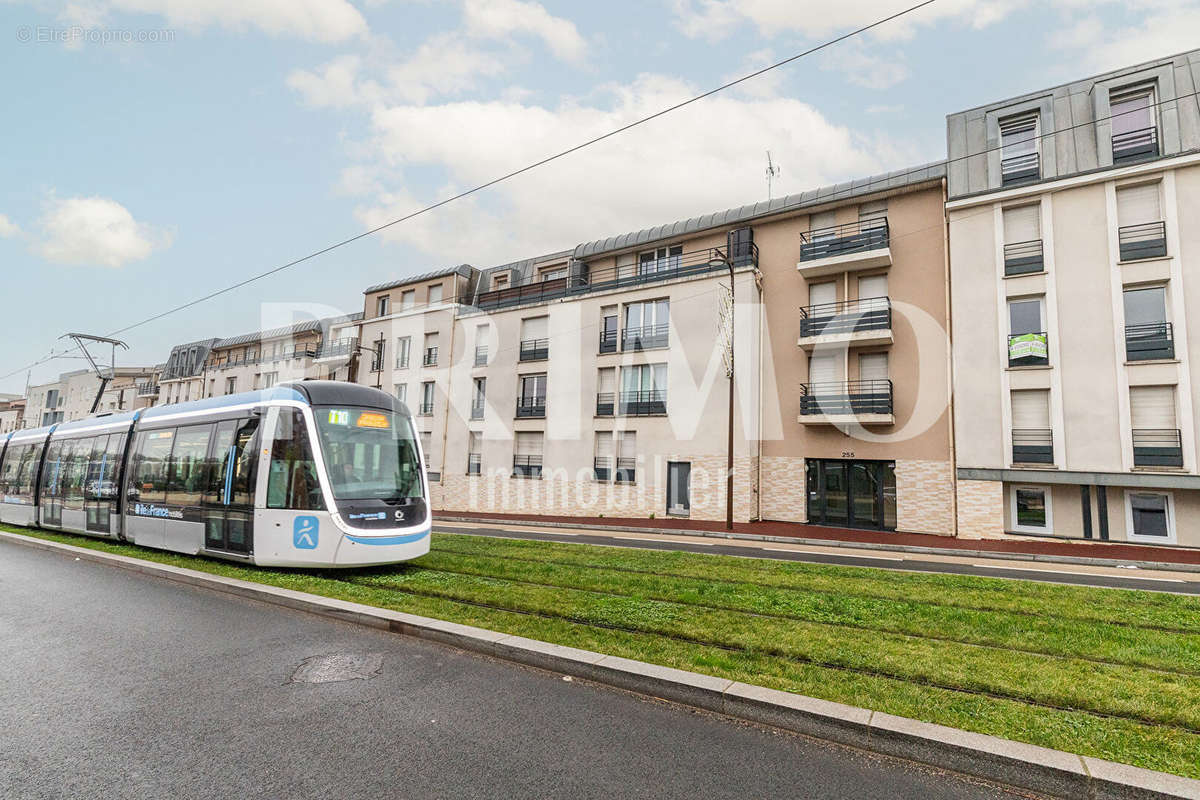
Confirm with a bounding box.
[806,459,897,531]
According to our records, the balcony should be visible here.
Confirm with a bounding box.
[473,246,758,311]
[470,402,485,420]
[1133,428,1183,468]
[315,337,358,362]
[1003,240,1044,276]
[1012,428,1054,465]
[618,390,666,417]
[593,456,611,482]
[798,297,891,349]
[1119,221,1167,261]
[599,329,618,354]
[1113,126,1159,163]
[595,392,615,417]
[516,397,546,419]
[1126,322,1174,361]
[418,402,434,416]
[798,380,893,425]
[467,453,481,475]
[1001,152,1040,186]
[1008,332,1049,367]
[512,455,542,479]
[615,457,636,484]
[423,347,439,367]
[621,324,669,352]
[134,381,159,398]
[519,338,549,362]
[797,219,890,277]
[474,346,488,367]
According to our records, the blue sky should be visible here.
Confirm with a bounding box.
[1,0,1197,393]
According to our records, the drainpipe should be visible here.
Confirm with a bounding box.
[942,176,960,537]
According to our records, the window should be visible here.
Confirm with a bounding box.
[1124,286,1173,361]
[396,336,411,369]
[600,306,618,353]
[1116,183,1166,260]
[513,431,543,478]
[225,377,236,394]
[1007,297,1048,366]
[1011,389,1052,464]
[1111,85,1157,161]
[999,113,1039,184]
[369,338,386,372]
[518,374,547,417]
[808,210,837,238]
[638,244,682,274]
[1127,492,1174,543]
[596,367,616,416]
[261,372,278,389]
[519,317,549,361]
[467,432,482,475]
[428,284,443,304]
[623,300,669,350]
[471,378,486,419]
[616,432,637,483]
[1003,204,1043,275]
[620,364,667,415]
[423,332,439,366]
[166,424,213,507]
[475,324,489,366]
[420,381,436,415]
[419,431,432,468]
[1130,385,1178,444]
[1010,485,1052,534]
[46,389,60,408]
[376,295,391,317]
[400,289,415,310]
[593,431,613,481]
[492,274,509,291]
[858,200,887,230]
[130,429,175,504]
[858,352,888,383]
[394,383,407,404]
[266,410,324,510]
[313,409,420,501]
[541,266,567,281]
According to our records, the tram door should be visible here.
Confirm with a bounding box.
[41,439,65,527]
[203,418,259,554]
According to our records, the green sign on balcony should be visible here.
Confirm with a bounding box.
[1009,332,1048,361]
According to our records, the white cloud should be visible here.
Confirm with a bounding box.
[1051,1,1200,74]
[462,0,587,63]
[349,73,899,265]
[58,0,368,42]
[35,194,171,267]
[819,40,909,89]
[0,214,20,238]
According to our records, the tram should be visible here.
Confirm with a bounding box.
[0,381,430,567]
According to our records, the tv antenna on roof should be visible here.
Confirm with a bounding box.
[765,151,781,199]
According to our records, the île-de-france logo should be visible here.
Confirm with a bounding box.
[293,516,319,550]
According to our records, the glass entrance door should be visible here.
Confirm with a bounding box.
[807,459,896,531]
[666,462,691,516]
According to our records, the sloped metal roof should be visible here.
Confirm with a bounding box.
[214,320,323,349]
[572,161,947,259]
[364,264,475,295]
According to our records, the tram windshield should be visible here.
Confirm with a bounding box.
[313,406,424,501]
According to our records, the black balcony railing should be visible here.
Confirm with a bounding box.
[467,453,481,475]
[618,390,667,417]
[519,338,549,361]
[1001,152,1040,185]
[593,456,612,482]
[799,297,891,338]
[1008,332,1049,367]
[1012,428,1054,464]
[1119,221,1167,261]
[418,402,434,416]
[470,402,485,420]
[799,219,889,263]
[1133,428,1183,468]
[1126,322,1175,361]
[210,346,318,371]
[615,457,637,484]
[512,455,543,478]
[516,397,546,418]
[135,381,159,397]
[315,337,358,360]
[1003,240,1044,276]
[473,245,758,311]
[423,347,439,367]
[799,380,893,417]
[599,328,618,354]
[596,392,615,417]
[1113,126,1159,163]
[474,346,488,367]
[621,324,670,351]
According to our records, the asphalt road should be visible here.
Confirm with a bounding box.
[436,523,1200,595]
[0,540,1029,800]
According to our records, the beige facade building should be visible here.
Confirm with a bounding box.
[0,396,24,434]
[23,367,157,427]
[948,48,1200,546]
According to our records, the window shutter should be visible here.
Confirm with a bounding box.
[809,282,836,307]
[594,431,613,458]
[468,432,481,455]
[809,210,836,235]
[1003,204,1040,243]
[1130,386,1176,429]
[1117,183,1161,226]
[1011,390,1050,428]
[858,275,888,300]
[521,316,549,340]
[515,432,542,456]
[859,353,889,382]
[597,368,615,394]
[809,354,840,384]
[618,432,636,460]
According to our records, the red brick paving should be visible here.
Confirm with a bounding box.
[440,511,1200,566]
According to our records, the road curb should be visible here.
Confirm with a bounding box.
[5,530,1198,800]
[435,516,1200,574]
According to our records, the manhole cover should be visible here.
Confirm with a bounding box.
[290,652,383,684]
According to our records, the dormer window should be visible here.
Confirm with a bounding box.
[999,113,1040,185]
[1110,85,1158,162]
[376,295,390,317]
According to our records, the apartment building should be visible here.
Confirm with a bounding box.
[23,367,157,426]
[948,48,1200,546]
[153,338,219,405]
[0,396,25,433]
[759,163,954,534]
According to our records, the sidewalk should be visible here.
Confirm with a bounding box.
[438,510,1200,567]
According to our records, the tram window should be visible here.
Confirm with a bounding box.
[130,430,174,504]
[101,434,124,499]
[39,441,64,500]
[230,418,259,507]
[63,438,89,510]
[202,421,237,504]
[267,410,324,510]
[82,436,107,500]
[166,425,213,507]
[0,445,15,496]
[15,443,44,498]
[2,444,27,497]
